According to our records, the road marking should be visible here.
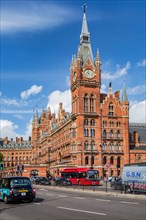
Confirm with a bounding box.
[37,192,42,194]
[58,195,68,197]
[120,201,139,205]
[74,197,85,199]
[47,193,54,196]
[34,203,40,205]
[39,189,48,191]
[58,207,107,216]
[96,198,111,202]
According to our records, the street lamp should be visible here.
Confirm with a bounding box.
[90,128,93,169]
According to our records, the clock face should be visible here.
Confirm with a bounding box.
[84,69,95,79]
[73,72,77,82]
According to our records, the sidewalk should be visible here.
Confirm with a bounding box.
[33,184,146,200]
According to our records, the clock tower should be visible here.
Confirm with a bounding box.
[70,6,102,168]
[70,7,101,116]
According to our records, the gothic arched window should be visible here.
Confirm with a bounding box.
[91,141,95,150]
[84,94,88,112]
[84,128,89,137]
[84,141,88,150]
[84,119,88,126]
[85,156,89,165]
[110,130,113,138]
[108,102,114,116]
[103,156,107,165]
[102,130,107,139]
[90,119,95,126]
[110,156,114,164]
[116,130,120,139]
[90,94,94,112]
[91,156,94,165]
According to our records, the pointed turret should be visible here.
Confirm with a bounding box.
[122,82,128,102]
[95,49,101,65]
[109,82,112,94]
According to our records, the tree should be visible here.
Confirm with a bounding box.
[0,152,3,163]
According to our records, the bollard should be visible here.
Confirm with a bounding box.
[132,182,135,194]
[105,180,107,193]
[124,181,126,194]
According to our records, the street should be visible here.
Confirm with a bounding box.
[0,187,146,220]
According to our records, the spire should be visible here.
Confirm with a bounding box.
[79,3,93,65]
[35,105,38,118]
[109,82,112,94]
[95,49,101,65]
[122,81,128,102]
[80,3,89,38]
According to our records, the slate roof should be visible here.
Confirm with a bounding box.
[129,123,146,142]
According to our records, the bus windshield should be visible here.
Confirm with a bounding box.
[87,170,98,180]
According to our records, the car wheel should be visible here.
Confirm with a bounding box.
[4,195,9,204]
[126,186,132,193]
[29,198,34,203]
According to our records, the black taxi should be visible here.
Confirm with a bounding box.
[0,176,36,204]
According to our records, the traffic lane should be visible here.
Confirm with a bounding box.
[35,186,146,204]
[0,189,145,220]
[36,189,146,220]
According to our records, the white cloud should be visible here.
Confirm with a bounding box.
[102,61,131,80]
[47,90,71,114]
[0,119,32,140]
[21,85,43,99]
[136,59,146,67]
[0,119,19,139]
[0,98,20,106]
[1,2,76,33]
[100,84,107,93]
[129,100,146,123]
[128,85,146,95]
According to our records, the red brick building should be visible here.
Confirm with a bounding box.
[31,9,146,178]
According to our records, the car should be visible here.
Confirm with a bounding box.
[0,176,36,204]
[111,179,124,190]
[55,177,72,186]
[35,177,51,185]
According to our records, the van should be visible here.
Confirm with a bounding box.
[0,176,36,204]
[122,162,146,192]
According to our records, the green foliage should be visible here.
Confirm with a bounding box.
[0,152,3,163]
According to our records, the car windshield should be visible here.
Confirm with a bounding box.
[10,178,31,188]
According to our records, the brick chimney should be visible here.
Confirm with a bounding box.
[133,131,139,147]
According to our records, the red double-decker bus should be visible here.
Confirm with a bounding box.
[61,168,100,186]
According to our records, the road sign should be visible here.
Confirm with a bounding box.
[106,163,111,168]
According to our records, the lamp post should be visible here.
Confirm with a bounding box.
[90,128,93,169]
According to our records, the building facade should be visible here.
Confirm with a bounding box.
[1,9,145,178]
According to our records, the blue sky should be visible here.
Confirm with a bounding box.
[0,0,146,140]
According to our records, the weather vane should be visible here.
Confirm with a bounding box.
[82,1,87,13]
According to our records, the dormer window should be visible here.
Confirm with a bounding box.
[108,103,114,116]
[83,36,88,41]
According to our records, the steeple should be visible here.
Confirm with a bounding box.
[122,82,128,102]
[109,82,112,94]
[79,3,93,65]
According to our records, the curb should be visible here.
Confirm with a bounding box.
[33,185,146,200]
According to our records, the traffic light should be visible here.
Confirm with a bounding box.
[16,164,20,171]
[21,164,24,171]
[0,163,4,171]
